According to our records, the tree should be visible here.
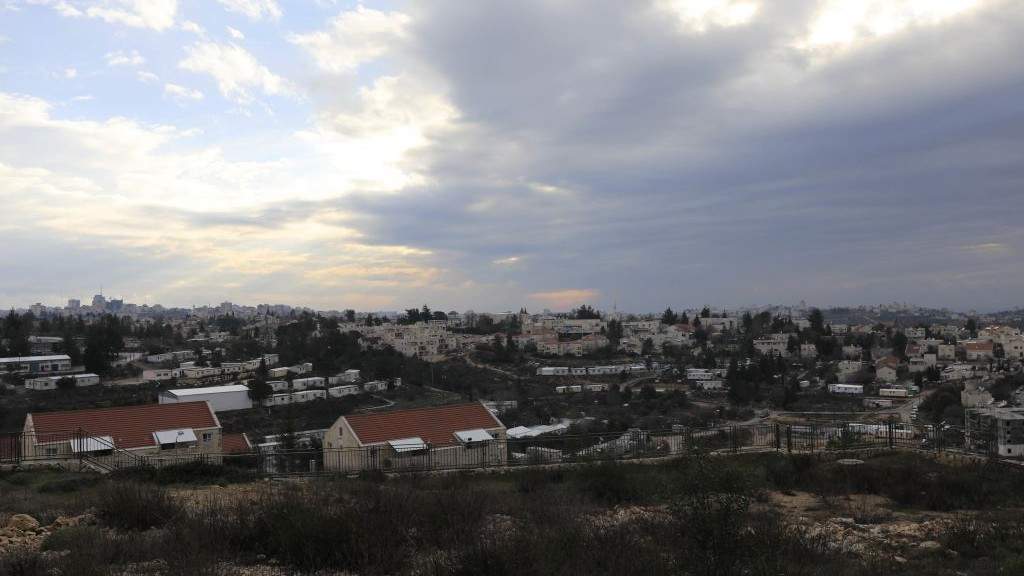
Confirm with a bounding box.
[641,338,655,356]
[606,319,624,349]
[966,318,978,338]
[343,309,356,323]
[892,332,909,360]
[808,308,825,333]
[661,308,678,326]
[55,376,76,391]
[700,307,711,319]
[572,305,601,320]
[741,312,753,334]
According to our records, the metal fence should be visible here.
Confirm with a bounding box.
[0,422,972,476]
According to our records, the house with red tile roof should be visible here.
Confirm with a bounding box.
[962,340,995,362]
[22,401,222,466]
[323,401,506,472]
[222,432,253,454]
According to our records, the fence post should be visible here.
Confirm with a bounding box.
[786,425,792,453]
[774,423,780,451]
[888,421,894,449]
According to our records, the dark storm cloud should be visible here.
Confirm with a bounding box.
[321,0,1024,311]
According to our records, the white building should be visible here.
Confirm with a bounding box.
[143,368,180,381]
[0,355,72,375]
[145,350,196,364]
[328,369,361,385]
[24,373,100,391]
[292,377,326,390]
[328,384,362,398]
[159,385,252,413]
[828,384,864,395]
[799,344,818,359]
[842,345,863,359]
[261,389,326,407]
[753,335,790,357]
[363,380,389,393]
[28,336,63,355]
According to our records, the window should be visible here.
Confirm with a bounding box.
[202,433,213,442]
[45,447,58,457]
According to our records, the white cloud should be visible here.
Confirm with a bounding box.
[136,70,159,83]
[227,26,245,40]
[291,5,409,73]
[179,41,291,103]
[63,68,77,79]
[105,49,145,67]
[0,91,445,308]
[164,83,204,102]
[799,0,983,51]
[84,0,178,31]
[297,75,456,191]
[216,0,280,21]
[180,20,204,35]
[657,0,759,32]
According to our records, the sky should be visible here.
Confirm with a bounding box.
[1,0,1023,313]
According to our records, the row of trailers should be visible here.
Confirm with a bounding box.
[828,384,911,398]
[537,364,648,377]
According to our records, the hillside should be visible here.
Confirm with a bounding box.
[1,451,1023,575]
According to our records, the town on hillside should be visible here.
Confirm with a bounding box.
[2,297,1023,475]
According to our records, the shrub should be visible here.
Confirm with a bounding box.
[110,461,254,485]
[41,525,164,576]
[573,462,640,505]
[36,475,101,494]
[0,547,46,576]
[95,483,180,530]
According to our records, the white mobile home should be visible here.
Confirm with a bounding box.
[292,377,325,391]
[329,385,361,398]
[24,373,100,391]
[159,385,252,413]
[828,384,864,395]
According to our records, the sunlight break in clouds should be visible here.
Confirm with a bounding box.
[800,0,982,49]
[529,289,600,310]
[658,0,759,31]
[296,75,457,193]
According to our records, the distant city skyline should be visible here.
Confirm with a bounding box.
[5,293,1003,316]
[2,1,1023,312]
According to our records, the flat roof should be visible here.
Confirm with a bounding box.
[0,355,71,363]
[166,385,250,396]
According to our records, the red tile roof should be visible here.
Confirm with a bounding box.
[876,355,901,369]
[964,341,994,352]
[30,402,218,450]
[222,432,252,454]
[343,402,505,446]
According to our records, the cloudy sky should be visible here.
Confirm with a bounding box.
[1,0,1022,313]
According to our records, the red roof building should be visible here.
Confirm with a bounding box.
[222,432,252,454]
[25,401,220,451]
[328,401,506,449]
